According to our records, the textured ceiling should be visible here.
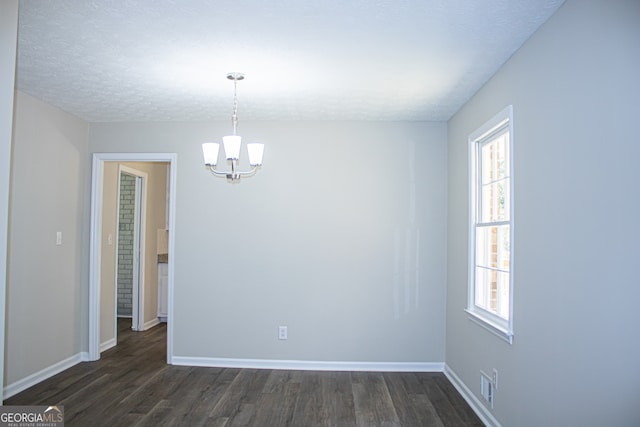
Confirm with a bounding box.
[16,0,564,122]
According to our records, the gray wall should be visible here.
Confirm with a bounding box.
[90,121,448,363]
[0,0,19,401]
[7,91,89,385]
[446,1,640,426]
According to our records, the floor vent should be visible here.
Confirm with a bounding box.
[480,371,494,409]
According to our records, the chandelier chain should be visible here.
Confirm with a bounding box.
[231,78,239,135]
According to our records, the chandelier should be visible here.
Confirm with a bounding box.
[202,72,264,181]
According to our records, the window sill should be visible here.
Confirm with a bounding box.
[465,309,513,344]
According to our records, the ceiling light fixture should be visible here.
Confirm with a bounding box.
[202,72,264,181]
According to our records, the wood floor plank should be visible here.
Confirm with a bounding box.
[394,371,429,395]
[290,371,327,426]
[320,371,357,427]
[352,372,401,427]
[164,367,227,426]
[228,402,256,426]
[6,363,100,405]
[261,369,301,394]
[208,369,270,423]
[134,399,174,427]
[126,366,193,415]
[4,319,484,427]
[58,374,117,424]
[253,381,299,426]
[383,372,444,427]
[418,373,469,427]
[433,375,484,426]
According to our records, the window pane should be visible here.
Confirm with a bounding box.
[496,271,510,320]
[479,131,510,223]
[489,269,498,312]
[476,227,487,266]
[500,226,510,271]
[475,266,488,309]
[481,142,494,183]
[475,225,510,270]
[481,179,510,222]
[481,134,509,184]
[475,266,510,320]
[475,223,511,319]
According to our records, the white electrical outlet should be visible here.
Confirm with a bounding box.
[278,326,288,340]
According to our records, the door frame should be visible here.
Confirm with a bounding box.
[89,153,177,363]
[116,165,147,333]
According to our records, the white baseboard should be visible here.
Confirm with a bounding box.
[172,357,444,372]
[100,338,117,353]
[142,318,161,331]
[4,352,89,399]
[444,364,502,427]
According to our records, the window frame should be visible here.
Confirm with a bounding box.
[466,105,514,344]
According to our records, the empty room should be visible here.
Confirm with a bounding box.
[0,1,638,426]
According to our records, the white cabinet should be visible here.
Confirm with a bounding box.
[157,262,168,322]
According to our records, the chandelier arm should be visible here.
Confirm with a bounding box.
[235,166,259,177]
[207,166,230,177]
[208,165,259,179]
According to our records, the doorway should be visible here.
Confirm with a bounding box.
[116,166,146,334]
[89,153,177,363]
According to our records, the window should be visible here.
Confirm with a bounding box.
[467,106,514,343]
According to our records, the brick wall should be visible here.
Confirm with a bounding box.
[117,173,135,316]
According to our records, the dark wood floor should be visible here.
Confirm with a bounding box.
[5,319,483,426]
